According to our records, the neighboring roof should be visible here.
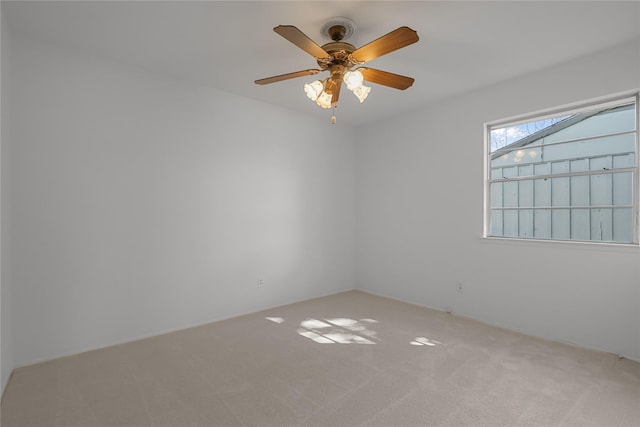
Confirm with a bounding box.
[491,107,616,160]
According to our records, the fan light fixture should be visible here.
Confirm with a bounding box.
[305,69,371,110]
[343,70,364,90]
[304,80,324,101]
[316,90,333,109]
[255,18,419,124]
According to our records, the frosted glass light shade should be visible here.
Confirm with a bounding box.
[304,80,324,101]
[352,85,371,103]
[343,70,364,91]
[316,91,332,108]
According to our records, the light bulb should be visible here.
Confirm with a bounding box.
[343,70,364,91]
[352,84,371,103]
[304,80,324,101]
[316,91,332,109]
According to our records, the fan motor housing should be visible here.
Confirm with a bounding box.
[317,42,357,70]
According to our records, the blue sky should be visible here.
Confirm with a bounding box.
[490,116,569,152]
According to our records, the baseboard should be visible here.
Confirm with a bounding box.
[355,287,640,364]
[8,287,358,373]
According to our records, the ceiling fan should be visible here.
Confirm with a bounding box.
[255,18,419,123]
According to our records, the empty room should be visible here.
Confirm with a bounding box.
[1,1,639,426]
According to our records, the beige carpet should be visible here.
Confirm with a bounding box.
[2,290,639,426]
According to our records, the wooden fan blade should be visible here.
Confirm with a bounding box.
[352,27,419,63]
[255,69,322,85]
[360,68,415,90]
[274,25,330,59]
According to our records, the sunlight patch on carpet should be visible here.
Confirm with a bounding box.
[297,317,379,344]
[410,337,442,346]
[265,316,380,344]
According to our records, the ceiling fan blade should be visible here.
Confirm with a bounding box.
[360,68,415,90]
[352,27,419,63]
[274,25,331,59]
[255,69,322,85]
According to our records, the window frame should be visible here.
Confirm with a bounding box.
[483,91,640,246]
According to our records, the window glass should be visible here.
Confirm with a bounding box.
[486,95,638,244]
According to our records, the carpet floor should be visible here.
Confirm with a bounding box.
[2,290,639,426]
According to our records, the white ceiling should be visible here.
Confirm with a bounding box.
[3,1,640,127]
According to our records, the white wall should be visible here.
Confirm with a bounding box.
[7,34,356,368]
[1,11,14,393]
[356,38,640,361]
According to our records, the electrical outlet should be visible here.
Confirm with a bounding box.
[258,278,264,288]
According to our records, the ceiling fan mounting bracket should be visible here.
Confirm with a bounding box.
[327,25,346,41]
[320,17,356,42]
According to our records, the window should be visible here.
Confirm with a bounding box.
[485,93,639,245]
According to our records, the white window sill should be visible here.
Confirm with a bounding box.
[480,236,640,254]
